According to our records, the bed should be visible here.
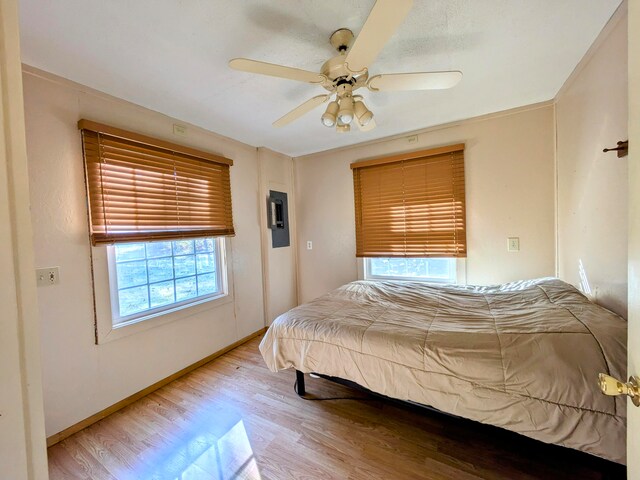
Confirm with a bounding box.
[259,278,627,463]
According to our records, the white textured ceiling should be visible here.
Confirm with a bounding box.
[19,0,621,157]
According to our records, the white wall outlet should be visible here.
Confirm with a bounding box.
[173,124,187,136]
[306,241,313,250]
[36,267,60,286]
[507,237,520,252]
[407,135,418,144]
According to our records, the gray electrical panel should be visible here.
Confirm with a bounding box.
[267,190,290,248]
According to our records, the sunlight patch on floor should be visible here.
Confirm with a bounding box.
[130,409,261,480]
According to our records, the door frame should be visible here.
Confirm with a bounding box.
[0,0,48,478]
[628,0,639,475]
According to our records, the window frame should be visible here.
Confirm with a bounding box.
[106,237,228,328]
[91,237,233,345]
[359,257,466,284]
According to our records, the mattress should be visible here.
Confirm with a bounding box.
[259,278,627,463]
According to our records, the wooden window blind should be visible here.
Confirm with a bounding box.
[351,144,466,258]
[79,120,235,245]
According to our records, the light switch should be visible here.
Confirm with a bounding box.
[36,267,60,286]
[306,241,313,250]
[507,237,520,252]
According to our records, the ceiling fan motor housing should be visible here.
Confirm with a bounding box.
[321,55,368,91]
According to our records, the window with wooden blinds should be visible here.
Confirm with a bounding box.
[79,120,235,245]
[351,144,466,258]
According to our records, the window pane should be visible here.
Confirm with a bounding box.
[173,240,194,255]
[197,273,217,295]
[195,238,214,253]
[175,276,198,301]
[111,237,223,323]
[174,255,196,278]
[149,280,175,308]
[116,260,147,288]
[146,241,172,259]
[119,285,149,316]
[371,258,405,277]
[115,243,146,262]
[147,257,174,283]
[196,253,215,274]
[368,258,455,283]
[425,259,453,279]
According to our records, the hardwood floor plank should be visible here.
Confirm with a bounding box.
[48,334,626,480]
[53,438,119,480]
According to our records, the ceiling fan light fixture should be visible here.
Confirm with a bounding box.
[354,100,374,126]
[336,121,351,133]
[338,97,354,124]
[321,101,339,127]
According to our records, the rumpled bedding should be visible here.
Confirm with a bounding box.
[259,278,627,463]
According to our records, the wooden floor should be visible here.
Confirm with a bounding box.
[48,335,626,480]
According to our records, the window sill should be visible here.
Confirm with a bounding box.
[97,291,233,345]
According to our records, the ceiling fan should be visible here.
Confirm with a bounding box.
[229,0,462,133]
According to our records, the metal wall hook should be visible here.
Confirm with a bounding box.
[603,140,628,158]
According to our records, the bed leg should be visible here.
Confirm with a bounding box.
[295,370,306,396]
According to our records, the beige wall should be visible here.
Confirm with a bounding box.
[258,147,298,324]
[294,105,556,303]
[23,68,266,437]
[556,12,628,318]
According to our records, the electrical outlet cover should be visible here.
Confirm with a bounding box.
[36,267,60,286]
[173,124,187,136]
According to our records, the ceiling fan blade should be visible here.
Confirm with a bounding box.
[357,117,377,132]
[229,58,326,84]
[344,0,413,74]
[273,95,331,128]
[368,71,463,91]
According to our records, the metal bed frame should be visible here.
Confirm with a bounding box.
[293,370,625,477]
[294,369,456,417]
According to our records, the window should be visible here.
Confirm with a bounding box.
[79,120,235,339]
[108,237,226,326]
[365,257,457,283]
[351,143,466,258]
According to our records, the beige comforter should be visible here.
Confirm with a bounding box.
[259,278,627,463]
